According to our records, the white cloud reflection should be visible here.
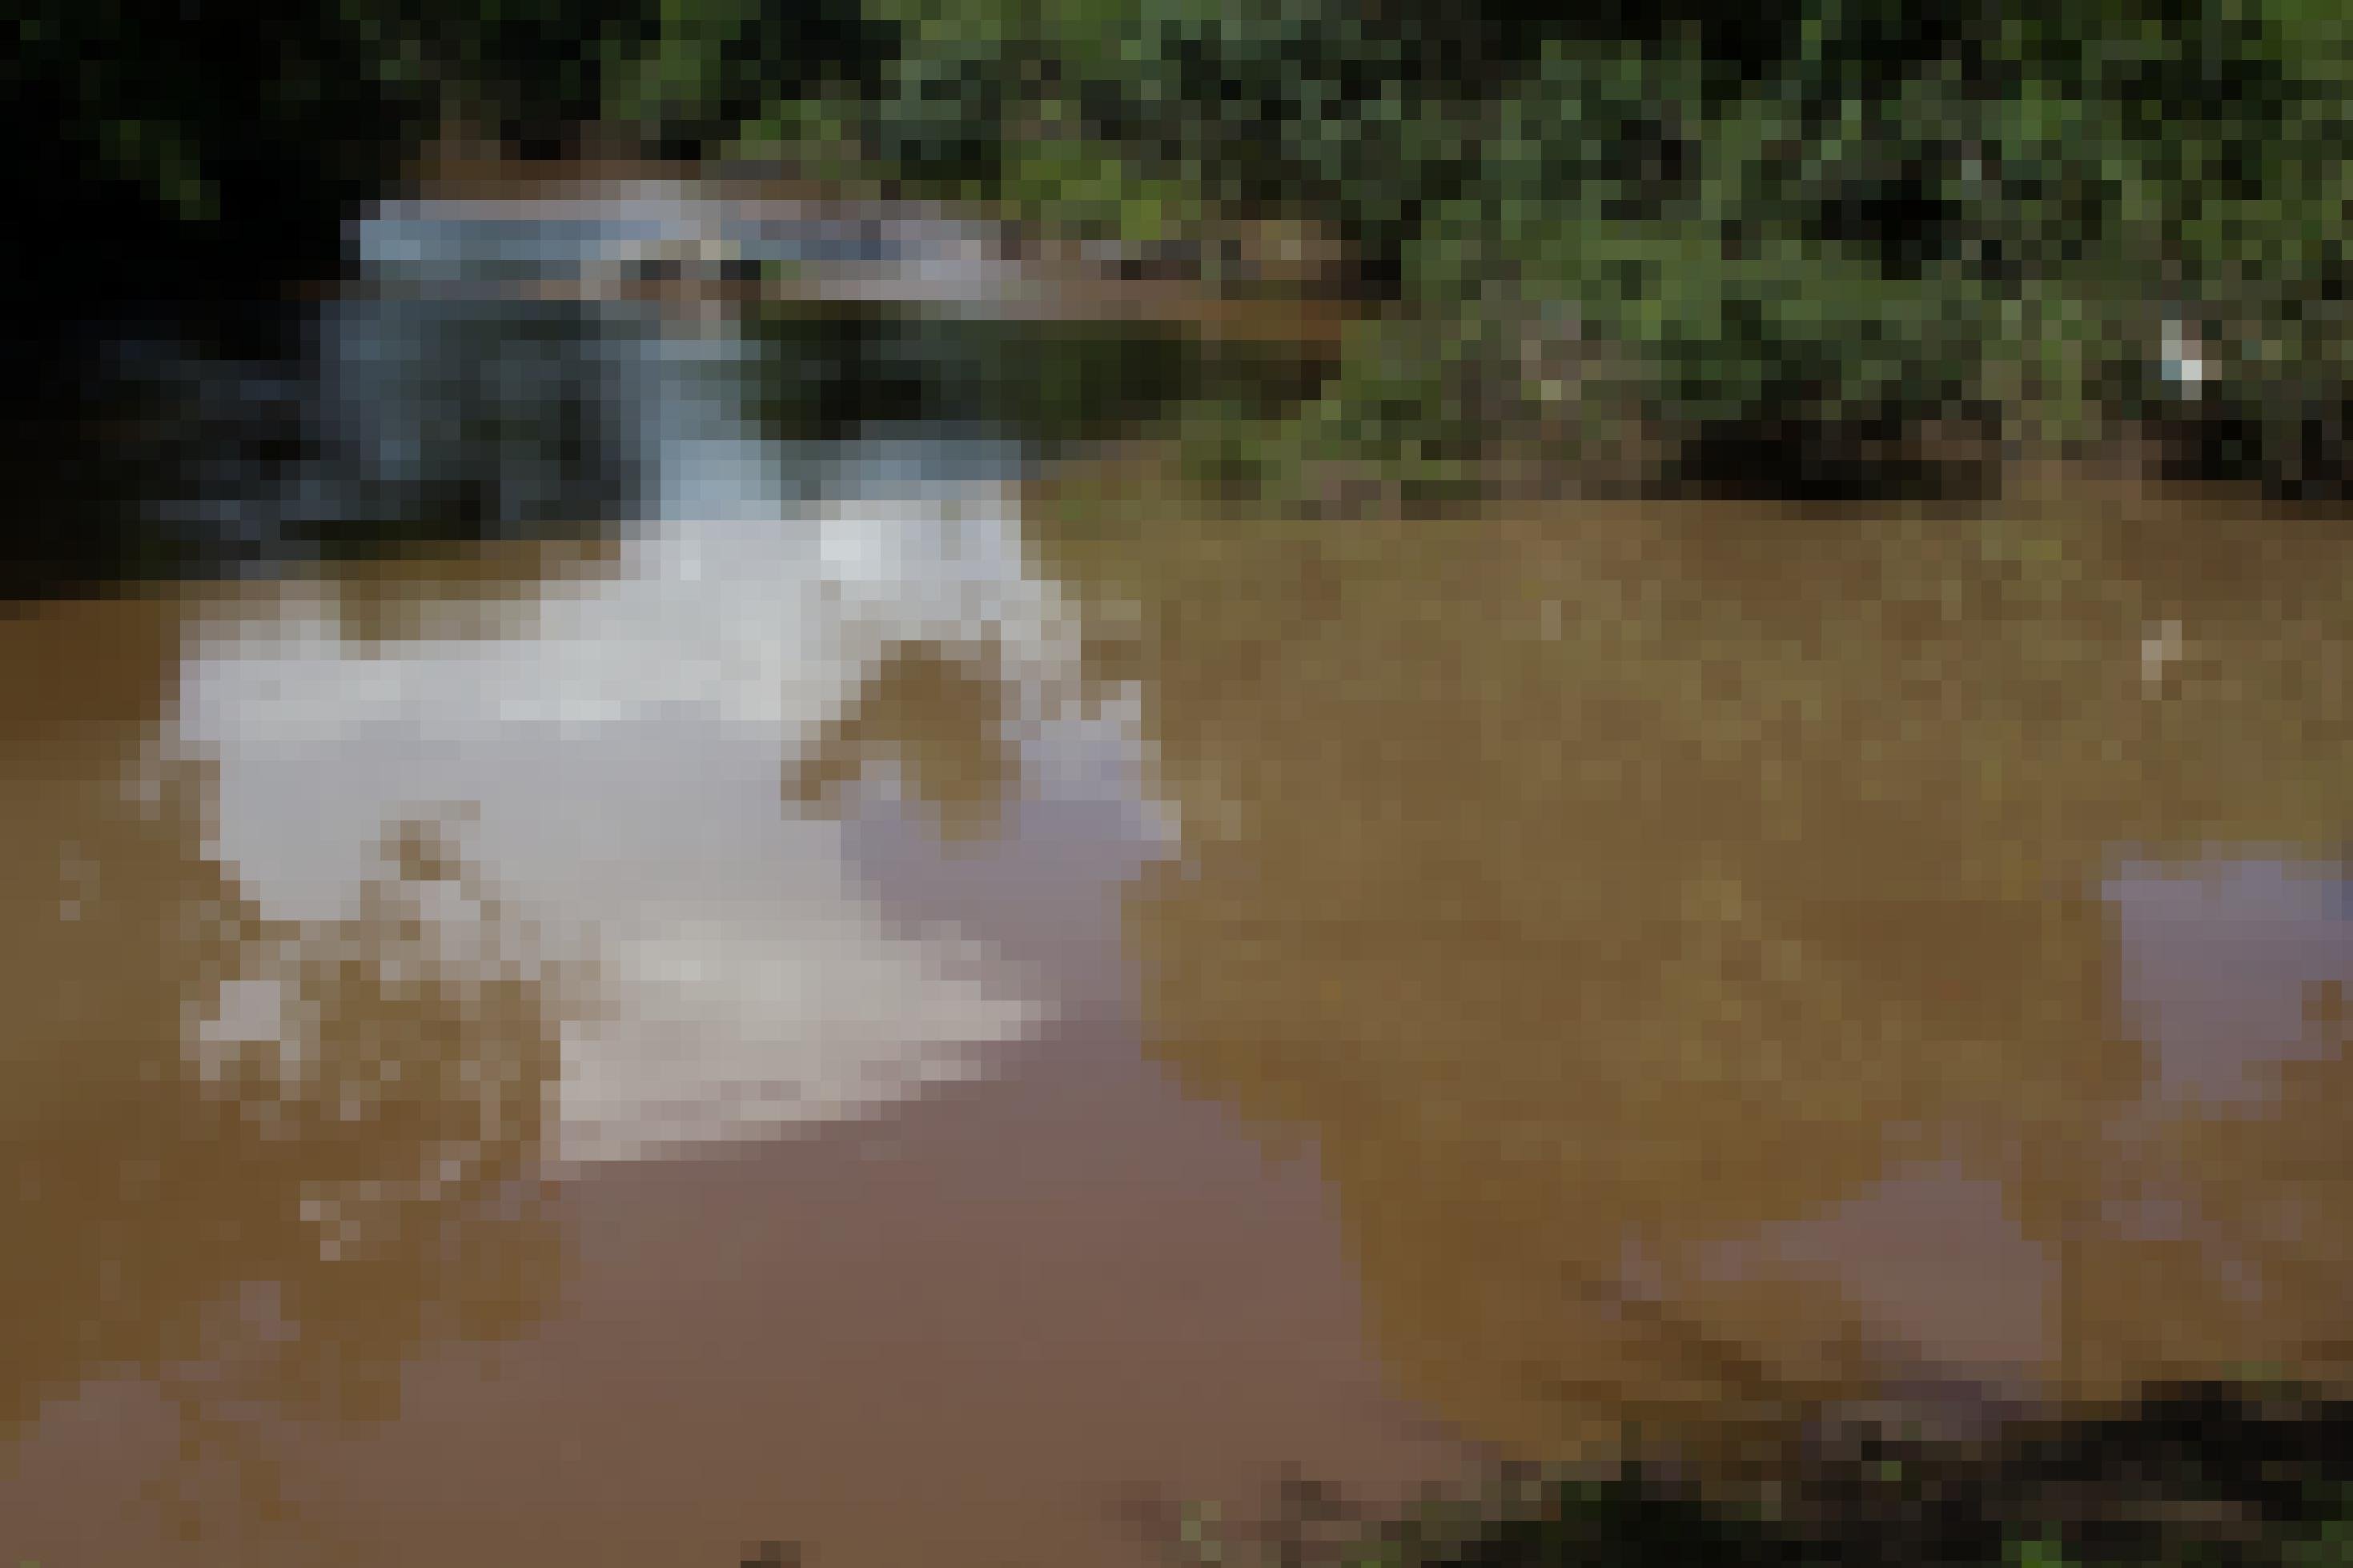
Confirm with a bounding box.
[166,268,1147,1170]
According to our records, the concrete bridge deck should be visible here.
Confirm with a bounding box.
[347,182,1352,347]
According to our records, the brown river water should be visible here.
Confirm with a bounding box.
[5,197,2353,1566]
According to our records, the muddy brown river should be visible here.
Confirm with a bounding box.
[5,194,2353,1567]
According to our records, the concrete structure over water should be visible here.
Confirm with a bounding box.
[350,180,1351,343]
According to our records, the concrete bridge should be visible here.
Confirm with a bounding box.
[363,187,1020,291]
[350,182,1350,344]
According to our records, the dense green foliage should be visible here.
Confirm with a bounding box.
[838,0,2353,499]
[15,0,2353,497]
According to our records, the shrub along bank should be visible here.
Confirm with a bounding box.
[15,1,2353,504]
[1128,1380,2353,1568]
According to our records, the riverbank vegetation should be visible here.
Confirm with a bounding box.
[1128,1379,2353,1568]
[14,0,2353,504]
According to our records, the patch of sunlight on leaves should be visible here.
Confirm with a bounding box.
[2007,1535,2077,1568]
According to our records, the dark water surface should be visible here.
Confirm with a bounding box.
[6,191,2353,1566]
